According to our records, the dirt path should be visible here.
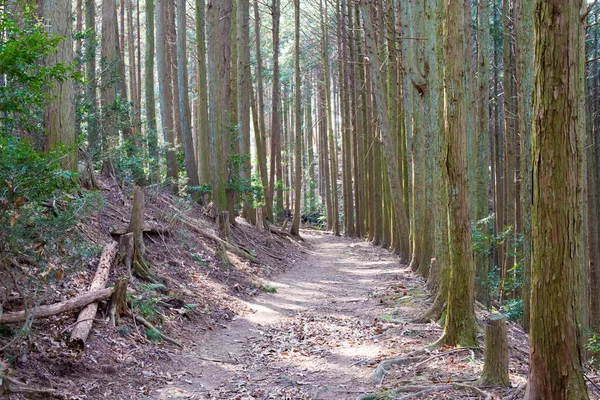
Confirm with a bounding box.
[154,231,408,400]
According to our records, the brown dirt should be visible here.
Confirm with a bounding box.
[5,180,600,399]
[142,231,530,400]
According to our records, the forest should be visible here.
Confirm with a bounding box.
[0,0,597,398]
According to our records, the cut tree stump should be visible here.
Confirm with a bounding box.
[129,187,152,280]
[118,232,134,276]
[69,242,118,348]
[109,278,129,326]
[219,211,231,240]
[476,314,510,386]
[256,207,268,233]
[0,288,113,324]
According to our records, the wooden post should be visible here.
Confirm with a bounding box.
[477,314,510,386]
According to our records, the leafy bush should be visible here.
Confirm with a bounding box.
[0,2,76,136]
[588,333,600,370]
[472,214,524,306]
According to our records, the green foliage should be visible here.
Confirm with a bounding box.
[192,254,209,268]
[0,2,77,135]
[228,151,264,210]
[502,299,523,322]
[473,214,524,310]
[129,283,169,322]
[256,283,277,293]
[0,135,103,273]
[145,327,163,342]
[587,333,600,370]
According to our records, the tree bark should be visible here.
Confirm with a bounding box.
[156,0,178,190]
[439,0,478,348]
[360,0,410,261]
[69,242,118,348]
[176,0,200,197]
[525,0,588,398]
[290,0,302,236]
[477,314,510,387]
[207,0,232,214]
[0,289,114,324]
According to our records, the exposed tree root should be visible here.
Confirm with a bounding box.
[372,350,427,384]
[413,347,477,368]
[1,362,61,398]
[502,382,526,400]
[176,216,258,263]
[131,314,184,348]
[357,383,492,400]
[411,294,446,324]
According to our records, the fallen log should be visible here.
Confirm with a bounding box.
[0,288,113,324]
[69,242,118,349]
[109,224,170,236]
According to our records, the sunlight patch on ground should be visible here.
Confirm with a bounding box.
[240,302,283,323]
[338,267,402,276]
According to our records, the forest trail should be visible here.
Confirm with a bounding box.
[154,231,408,400]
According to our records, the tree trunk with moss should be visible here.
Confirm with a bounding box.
[42,0,76,171]
[514,0,533,330]
[477,314,510,387]
[360,0,410,263]
[290,0,302,237]
[207,0,232,217]
[439,0,478,348]
[525,0,588,398]
[156,0,178,190]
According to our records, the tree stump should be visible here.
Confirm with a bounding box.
[219,211,231,240]
[118,233,134,276]
[109,278,129,326]
[477,314,510,387]
[256,207,269,233]
[128,187,151,280]
[129,187,145,254]
[256,207,266,232]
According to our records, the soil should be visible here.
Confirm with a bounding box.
[5,181,600,399]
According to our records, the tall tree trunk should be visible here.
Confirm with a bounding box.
[156,0,178,189]
[269,0,284,221]
[322,0,340,235]
[127,0,139,135]
[525,0,588,398]
[42,0,76,171]
[176,0,200,197]
[145,0,158,181]
[290,0,302,236]
[252,0,272,221]
[514,0,533,330]
[85,0,98,159]
[502,0,517,289]
[207,0,232,215]
[475,0,492,305]
[439,0,478,348]
[237,0,254,223]
[196,0,211,187]
[100,0,119,175]
[361,0,410,262]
